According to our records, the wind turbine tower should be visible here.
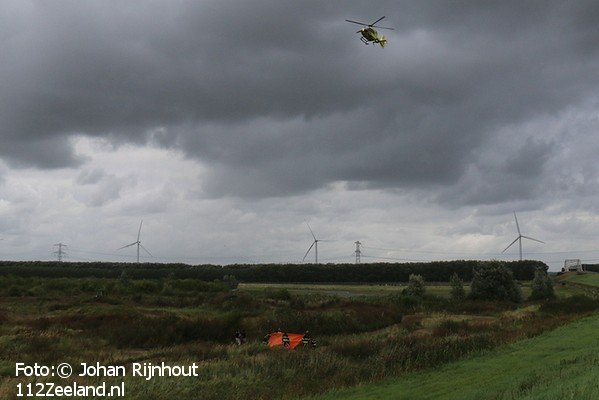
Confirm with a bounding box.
[117,220,152,263]
[54,243,67,262]
[354,241,362,264]
[302,222,329,264]
[502,212,545,261]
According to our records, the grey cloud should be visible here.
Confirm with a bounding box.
[435,135,555,207]
[73,173,134,207]
[76,168,106,185]
[1,134,85,169]
[1,1,599,207]
[504,138,554,178]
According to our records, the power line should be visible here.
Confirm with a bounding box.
[362,245,599,257]
[361,254,430,262]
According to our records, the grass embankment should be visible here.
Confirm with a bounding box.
[313,313,599,400]
[564,272,599,287]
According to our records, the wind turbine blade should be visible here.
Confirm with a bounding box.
[139,243,153,257]
[137,220,143,242]
[306,222,316,241]
[370,16,385,26]
[513,212,521,235]
[117,242,138,250]
[302,241,316,262]
[502,237,519,253]
[521,235,545,244]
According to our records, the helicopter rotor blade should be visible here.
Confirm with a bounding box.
[371,25,395,30]
[370,16,386,26]
[345,19,368,26]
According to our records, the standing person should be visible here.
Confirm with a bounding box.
[302,331,311,347]
[282,332,290,348]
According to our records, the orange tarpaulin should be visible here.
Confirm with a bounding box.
[268,331,305,349]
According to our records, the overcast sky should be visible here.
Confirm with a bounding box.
[1,1,599,270]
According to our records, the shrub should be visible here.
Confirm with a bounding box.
[387,294,423,311]
[529,267,555,300]
[404,274,426,298]
[117,271,131,293]
[450,272,466,301]
[468,261,522,302]
[433,319,470,336]
[264,288,292,301]
[540,295,599,314]
[7,286,22,297]
[223,275,239,290]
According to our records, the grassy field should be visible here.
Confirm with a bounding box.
[240,282,536,300]
[312,313,599,400]
[0,274,596,399]
[563,272,599,287]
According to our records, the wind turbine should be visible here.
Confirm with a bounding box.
[302,222,329,264]
[117,220,152,263]
[502,212,545,261]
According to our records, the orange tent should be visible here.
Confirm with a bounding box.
[267,331,305,349]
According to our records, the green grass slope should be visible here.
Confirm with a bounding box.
[313,314,599,400]
[565,272,599,287]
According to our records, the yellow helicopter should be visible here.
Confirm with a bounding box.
[345,16,394,48]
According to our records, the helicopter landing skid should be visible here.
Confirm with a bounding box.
[360,37,370,45]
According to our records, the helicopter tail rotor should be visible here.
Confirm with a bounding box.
[378,36,387,48]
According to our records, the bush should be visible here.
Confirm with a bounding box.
[540,295,599,314]
[264,288,292,301]
[468,261,522,302]
[433,319,470,336]
[223,275,239,290]
[404,274,426,298]
[387,294,423,311]
[7,286,22,297]
[529,267,555,300]
[450,272,466,301]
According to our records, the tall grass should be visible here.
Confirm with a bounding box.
[312,314,599,400]
[0,276,596,400]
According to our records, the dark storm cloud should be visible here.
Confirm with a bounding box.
[436,136,556,207]
[2,1,599,205]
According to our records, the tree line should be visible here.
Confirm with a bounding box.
[583,264,599,273]
[0,260,545,282]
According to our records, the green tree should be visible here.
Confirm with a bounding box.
[469,261,522,302]
[404,274,426,298]
[117,271,131,293]
[223,275,239,290]
[450,272,465,301]
[529,267,555,300]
